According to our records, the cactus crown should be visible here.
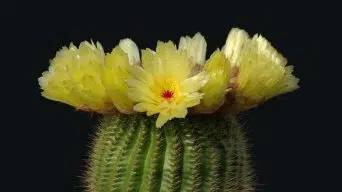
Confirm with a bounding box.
[38,28,299,128]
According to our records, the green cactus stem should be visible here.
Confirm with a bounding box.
[85,112,255,192]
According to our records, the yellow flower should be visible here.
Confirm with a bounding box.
[194,50,231,113]
[127,41,209,128]
[223,28,300,110]
[101,39,139,114]
[38,40,113,113]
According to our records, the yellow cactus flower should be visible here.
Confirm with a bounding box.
[127,41,209,128]
[101,39,139,114]
[178,32,207,66]
[38,40,114,113]
[194,50,231,113]
[223,28,300,110]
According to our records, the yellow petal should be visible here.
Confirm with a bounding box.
[141,48,164,77]
[178,32,207,65]
[103,46,135,113]
[171,107,188,118]
[119,38,141,65]
[128,65,154,85]
[156,110,170,128]
[182,92,204,108]
[268,65,300,98]
[133,103,159,115]
[253,34,287,66]
[155,102,188,128]
[194,50,231,113]
[156,41,191,81]
[179,71,209,93]
[222,28,250,67]
[127,79,160,103]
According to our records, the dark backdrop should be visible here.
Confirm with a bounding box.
[5,1,325,192]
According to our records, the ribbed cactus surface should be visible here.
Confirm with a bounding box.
[85,113,254,192]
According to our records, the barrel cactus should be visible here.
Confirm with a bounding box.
[38,28,299,192]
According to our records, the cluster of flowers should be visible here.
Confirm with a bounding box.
[38,28,299,128]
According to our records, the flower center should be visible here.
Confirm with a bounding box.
[161,90,174,100]
[154,76,180,102]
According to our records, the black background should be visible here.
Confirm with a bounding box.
[5,1,328,192]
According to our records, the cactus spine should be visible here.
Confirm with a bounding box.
[85,112,255,192]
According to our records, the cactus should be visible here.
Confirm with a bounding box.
[85,111,254,192]
[38,28,299,192]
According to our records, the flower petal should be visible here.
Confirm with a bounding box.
[141,48,164,77]
[127,79,160,104]
[155,103,188,128]
[133,103,159,115]
[103,46,135,113]
[119,38,141,65]
[194,50,230,113]
[183,92,204,108]
[178,32,207,65]
[128,65,154,85]
[179,71,209,93]
[156,41,191,81]
[222,28,250,67]
[156,110,170,128]
[171,107,188,118]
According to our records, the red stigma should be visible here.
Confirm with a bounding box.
[161,90,174,100]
